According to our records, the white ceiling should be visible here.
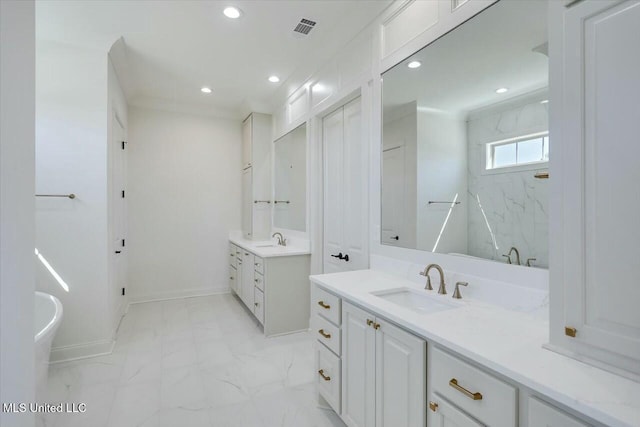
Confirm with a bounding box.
[36,1,392,118]
[383,0,549,118]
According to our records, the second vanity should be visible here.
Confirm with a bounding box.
[229,235,310,336]
[310,269,640,427]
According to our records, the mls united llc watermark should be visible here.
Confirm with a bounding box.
[2,402,86,413]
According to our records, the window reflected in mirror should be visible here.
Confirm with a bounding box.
[381,0,549,268]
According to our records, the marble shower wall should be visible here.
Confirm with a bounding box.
[466,95,549,268]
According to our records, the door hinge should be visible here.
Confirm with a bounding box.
[121,287,125,296]
[121,239,125,247]
[121,140,127,150]
[565,326,577,337]
[121,190,125,198]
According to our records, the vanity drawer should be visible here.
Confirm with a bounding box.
[431,347,517,427]
[254,287,264,325]
[229,244,237,268]
[316,341,341,414]
[314,315,341,356]
[528,397,589,427]
[254,271,264,292]
[313,286,341,326]
[254,256,264,275]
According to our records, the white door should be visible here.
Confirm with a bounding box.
[375,318,425,427]
[242,115,252,169]
[342,302,376,427]
[554,0,640,373]
[427,394,483,427]
[242,167,253,239]
[381,147,405,246]
[323,97,368,273]
[112,114,126,312]
[527,397,588,427]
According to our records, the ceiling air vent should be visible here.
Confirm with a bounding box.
[293,18,316,36]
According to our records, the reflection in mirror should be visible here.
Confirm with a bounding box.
[381,0,549,268]
[274,124,306,232]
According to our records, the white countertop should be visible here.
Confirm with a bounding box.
[310,269,640,427]
[230,236,311,258]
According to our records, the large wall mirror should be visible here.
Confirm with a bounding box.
[274,124,307,232]
[381,0,549,268]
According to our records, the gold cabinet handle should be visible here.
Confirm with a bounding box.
[429,401,438,412]
[318,329,331,339]
[374,322,381,330]
[318,369,331,381]
[449,378,482,400]
[565,326,577,337]
[366,319,374,326]
[318,301,330,309]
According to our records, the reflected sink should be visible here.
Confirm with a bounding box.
[371,287,459,315]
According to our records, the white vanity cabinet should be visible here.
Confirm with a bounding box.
[342,301,426,427]
[229,241,310,336]
[241,112,272,240]
[549,0,640,376]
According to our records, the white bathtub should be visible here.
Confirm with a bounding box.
[34,291,63,403]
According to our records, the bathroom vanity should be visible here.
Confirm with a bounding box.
[229,237,310,336]
[311,270,640,427]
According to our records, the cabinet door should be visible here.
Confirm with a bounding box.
[342,302,376,427]
[229,265,237,295]
[528,397,588,427]
[241,251,254,308]
[236,256,244,299]
[551,0,640,374]
[375,318,425,427]
[427,394,483,427]
[323,97,368,273]
[242,115,252,169]
[242,167,253,239]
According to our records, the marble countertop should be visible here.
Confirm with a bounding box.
[310,269,640,427]
[230,236,310,258]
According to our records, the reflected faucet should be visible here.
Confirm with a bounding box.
[272,232,287,246]
[419,264,447,294]
[502,247,521,265]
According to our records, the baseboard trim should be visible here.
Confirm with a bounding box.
[128,287,231,305]
[50,339,115,364]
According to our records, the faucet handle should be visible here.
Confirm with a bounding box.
[419,270,433,290]
[502,254,512,264]
[526,257,536,267]
[452,282,468,299]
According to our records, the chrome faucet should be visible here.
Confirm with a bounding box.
[419,264,447,294]
[502,247,521,265]
[272,232,286,246]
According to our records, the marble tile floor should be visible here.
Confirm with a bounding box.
[44,293,345,427]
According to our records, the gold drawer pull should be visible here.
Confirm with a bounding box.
[373,322,381,330]
[318,369,331,381]
[429,401,438,412]
[449,378,482,400]
[318,329,331,339]
[366,319,374,326]
[318,301,330,309]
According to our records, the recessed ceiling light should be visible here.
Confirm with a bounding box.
[201,87,212,94]
[407,61,421,69]
[268,75,280,83]
[540,99,549,104]
[495,87,509,94]
[223,6,241,19]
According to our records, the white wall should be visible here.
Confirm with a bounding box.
[416,109,467,253]
[0,1,36,426]
[127,107,241,301]
[35,39,125,360]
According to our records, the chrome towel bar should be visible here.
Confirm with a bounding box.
[36,194,76,199]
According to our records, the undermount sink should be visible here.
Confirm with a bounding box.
[371,287,459,315]
[255,243,278,248]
